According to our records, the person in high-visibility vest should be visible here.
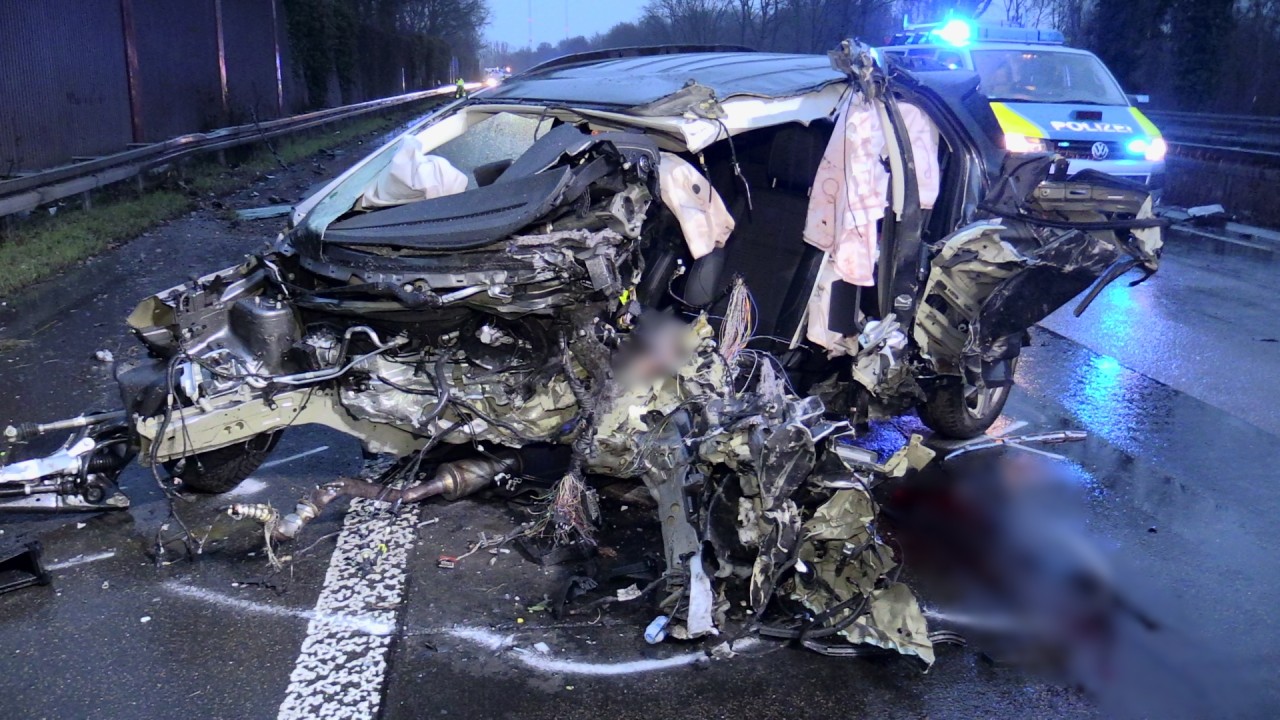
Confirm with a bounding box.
[454,78,467,99]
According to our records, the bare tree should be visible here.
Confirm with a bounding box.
[395,0,489,46]
[643,0,734,44]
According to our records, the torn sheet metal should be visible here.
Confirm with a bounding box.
[944,429,1088,461]
[236,204,293,220]
[851,315,910,396]
[879,435,936,477]
[806,488,875,542]
[840,583,935,665]
[791,482,936,664]
[912,221,1021,365]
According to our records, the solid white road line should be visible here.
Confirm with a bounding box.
[162,581,394,636]
[45,550,116,571]
[276,494,419,720]
[993,419,1029,437]
[224,478,269,496]
[165,583,754,680]
[445,626,760,676]
[261,445,331,469]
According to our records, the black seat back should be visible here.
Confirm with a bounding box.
[711,121,832,345]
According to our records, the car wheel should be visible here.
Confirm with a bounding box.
[919,375,1012,440]
[164,431,282,494]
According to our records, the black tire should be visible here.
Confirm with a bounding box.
[918,379,1012,440]
[164,432,283,494]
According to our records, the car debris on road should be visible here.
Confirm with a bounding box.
[0,42,1162,662]
[942,429,1088,461]
[0,541,52,596]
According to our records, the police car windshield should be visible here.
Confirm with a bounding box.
[972,49,1128,105]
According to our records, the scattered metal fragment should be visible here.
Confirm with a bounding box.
[235,204,293,220]
[1185,203,1227,226]
[0,541,52,595]
[944,430,1088,461]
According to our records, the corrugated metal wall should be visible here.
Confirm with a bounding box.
[131,0,222,140]
[222,0,285,124]
[0,0,133,173]
[0,0,441,174]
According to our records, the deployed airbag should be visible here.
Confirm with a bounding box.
[658,153,734,259]
[359,136,468,210]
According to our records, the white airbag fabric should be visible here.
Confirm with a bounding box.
[658,152,735,259]
[803,97,940,288]
[359,136,468,209]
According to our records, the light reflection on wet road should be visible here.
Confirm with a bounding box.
[1041,234,1280,436]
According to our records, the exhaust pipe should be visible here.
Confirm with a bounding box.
[230,452,521,541]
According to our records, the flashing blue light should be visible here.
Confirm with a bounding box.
[1126,138,1149,155]
[932,18,974,47]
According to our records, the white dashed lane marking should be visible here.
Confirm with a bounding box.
[276,493,419,720]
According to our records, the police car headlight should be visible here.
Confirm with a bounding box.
[1144,137,1167,162]
[1004,134,1046,153]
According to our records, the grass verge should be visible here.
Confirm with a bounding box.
[0,103,437,298]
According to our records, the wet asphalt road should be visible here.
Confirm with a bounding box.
[2,168,1279,719]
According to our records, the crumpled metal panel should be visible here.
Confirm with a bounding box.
[339,355,574,445]
[839,582,935,664]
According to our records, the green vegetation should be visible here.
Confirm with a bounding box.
[0,191,191,296]
[0,107,427,299]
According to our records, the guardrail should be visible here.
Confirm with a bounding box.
[1145,110,1280,163]
[1145,110,1280,226]
[0,85,464,220]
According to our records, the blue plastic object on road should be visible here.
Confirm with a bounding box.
[644,615,670,644]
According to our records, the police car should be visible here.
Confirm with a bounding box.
[880,20,1166,185]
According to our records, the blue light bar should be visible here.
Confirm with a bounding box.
[931,19,974,47]
[895,23,1066,46]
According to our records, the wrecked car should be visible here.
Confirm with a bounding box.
[0,44,1162,660]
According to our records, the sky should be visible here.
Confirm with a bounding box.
[485,0,648,49]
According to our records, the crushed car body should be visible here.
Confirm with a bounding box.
[0,44,1162,660]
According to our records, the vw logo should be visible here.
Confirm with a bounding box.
[1091,141,1110,160]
